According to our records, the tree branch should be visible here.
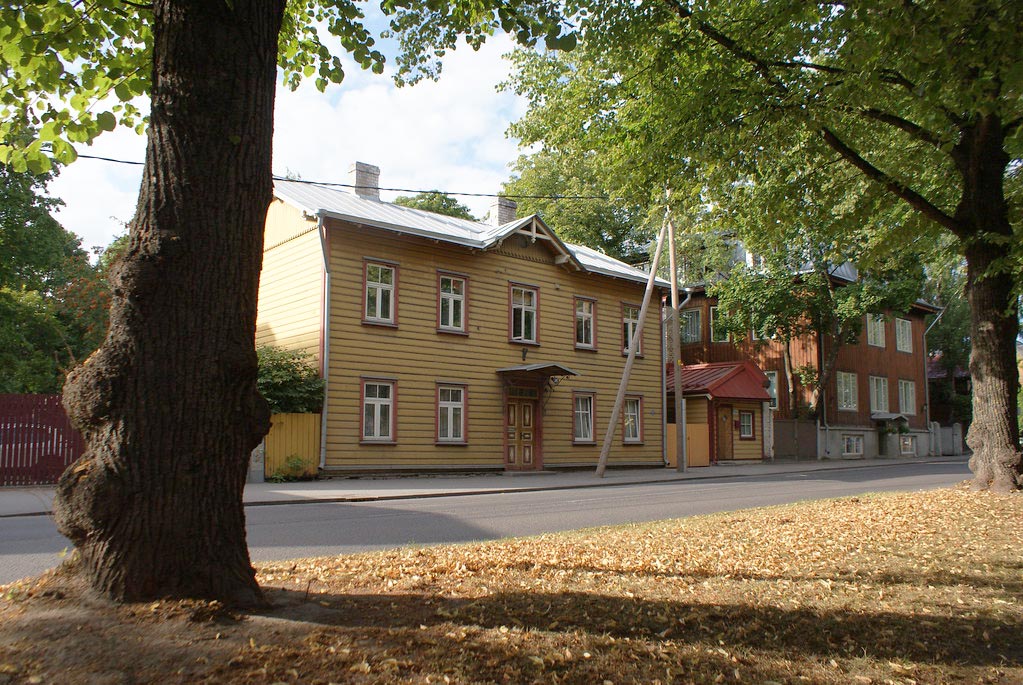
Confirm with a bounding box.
[857,107,947,148]
[820,126,960,234]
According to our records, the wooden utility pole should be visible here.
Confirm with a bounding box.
[595,216,668,478]
[666,211,687,472]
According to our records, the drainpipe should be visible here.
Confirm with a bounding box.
[817,330,828,460]
[317,214,330,470]
[675,288,694,471]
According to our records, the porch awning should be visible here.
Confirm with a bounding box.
[496,362,579,378]
[870,412,908,422]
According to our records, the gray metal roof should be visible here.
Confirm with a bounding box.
[496,362,579,376]
[273,180,662,287]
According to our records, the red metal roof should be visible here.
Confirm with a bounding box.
[666,360,772,400]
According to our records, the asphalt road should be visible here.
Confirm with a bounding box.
[0,460,970,585]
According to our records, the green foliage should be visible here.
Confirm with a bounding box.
[1,1,574,170]
[394,191,476,220]
[266,454,313,483]
[502,150,650,260]
[0,164,113,392]
[256,346,325,414]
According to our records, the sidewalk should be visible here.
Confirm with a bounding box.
[0,455,969,518]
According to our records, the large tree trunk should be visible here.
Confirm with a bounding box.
[54,0,285,604]
[954,116,1022,493]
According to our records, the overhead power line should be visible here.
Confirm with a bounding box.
[75,153,611,201]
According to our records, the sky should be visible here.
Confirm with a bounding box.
[46,33,530,255]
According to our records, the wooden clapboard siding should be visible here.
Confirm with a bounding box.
[685,396,708,425]
[730,400,763,460]
[323,220,663,470]
[265,413,320,478]
[255,200,323,358]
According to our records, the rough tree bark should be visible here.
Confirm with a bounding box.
[955,116,1022,493]
[54,0,286,605]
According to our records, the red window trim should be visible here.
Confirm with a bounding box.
[436,270,470,335]
[508,282,541,345]
[359,377,397,444]
[738,409,755,441]
[571,391,596,445]
[362,259,399,327]
[622,394,644,444]
[573,295,598,351]
[435,382,469,445]
[620,301,643,357]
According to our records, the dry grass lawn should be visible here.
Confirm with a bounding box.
[1,485,1021,684]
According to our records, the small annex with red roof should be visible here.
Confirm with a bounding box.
[666,360,773,466]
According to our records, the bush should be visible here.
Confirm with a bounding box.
[256,346,324,413]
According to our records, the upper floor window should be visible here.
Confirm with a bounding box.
[869,375,889,413]
[866,314,885,348]
[362,380,395,442]
[623,396,642,443]
[364,262,396,325]
[895,318,912,353]
[575,298,595,349]
[680,308,701,344]
[764,371,778,409]
[898,379,917,415]
[709,306,729,343]
[438,274,466,333]
[837,371,858,411]
[510,285,538,343]
[437,384,466,443]
[622,304,641,355]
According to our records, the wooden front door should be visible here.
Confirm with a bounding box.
[716,404,734,461]
[506,399,538,470]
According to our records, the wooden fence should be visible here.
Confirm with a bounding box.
[774,419,818,459]
[264,413,320,479]
[0,394,85,486]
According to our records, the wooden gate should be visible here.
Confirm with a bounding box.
[0,394,85,486]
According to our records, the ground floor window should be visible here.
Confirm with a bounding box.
[842,434,863,456]
[623,396,642,443]
[738,410,755,439]
[362,380,395,441]
[437,384,466,443]
[899,435,917,455]
[573,393,594,443]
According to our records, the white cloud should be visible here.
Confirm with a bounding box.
[47,33,528,251]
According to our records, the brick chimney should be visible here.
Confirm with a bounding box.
[349,161,380,201]
[490,196,518,226]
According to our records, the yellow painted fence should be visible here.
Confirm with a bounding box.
[265,413,320,478]
[665,423,711,468]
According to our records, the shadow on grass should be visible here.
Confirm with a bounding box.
[261,587,1022,669]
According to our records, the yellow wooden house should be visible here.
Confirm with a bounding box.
[256,163,666,473]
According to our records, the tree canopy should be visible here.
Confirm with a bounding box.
[503,149,650,260]
[507,0,1022,490]
[393,191,476,220]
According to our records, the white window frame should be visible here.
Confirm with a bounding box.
[623,397,642,443]
[738,410,754,439]
[764,371,778,409]
[836,371,858,412]
[898,379,917,415]
[438,274,466,332]
[709,306,729,343]
[573,393,594,443]
[364,262,396,324]
[866,314,886,348]
[622,304,641,355]
[899,435,917,455]
[510,285,538,343]
[680,308,701,344]
[842,434,864,457]
[869,375,889,413]
[895,318,913,353]
[575,298,595,349]
[437,385,466,443]
[361,380,395,442]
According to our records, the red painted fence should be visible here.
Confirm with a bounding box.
[0,394,84,486]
